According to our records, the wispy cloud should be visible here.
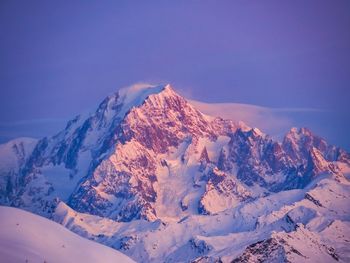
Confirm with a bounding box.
[188,100,327,139]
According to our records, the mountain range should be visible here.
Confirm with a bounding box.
[0,84,349,262]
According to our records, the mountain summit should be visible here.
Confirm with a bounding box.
[1,84,349,262]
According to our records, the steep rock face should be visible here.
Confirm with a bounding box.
[121,87,219,153]
[0,138,37,204]
[6,85,167,216]
[232,225,342,263]
[198,166,252,215]
[231,237,288,263]
[217,126,348,192]
[69,140,159,221]
[218,128,292,188]
[68,86,244,221]
[282,127,349,165]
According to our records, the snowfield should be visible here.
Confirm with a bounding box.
[0,206,135,263]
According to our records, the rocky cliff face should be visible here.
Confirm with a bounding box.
[68,86,243,221]
[0,137,37,204]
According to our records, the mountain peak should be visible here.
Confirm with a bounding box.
[287,127,313,137]
[117,83,168,105]
[112,83,167,115]
[90,83,173,129]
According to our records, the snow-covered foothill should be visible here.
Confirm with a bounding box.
[0,206,135,263]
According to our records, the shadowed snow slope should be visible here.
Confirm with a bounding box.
[0,206,134,263]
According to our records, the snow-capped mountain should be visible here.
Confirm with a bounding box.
[0,83,349,262]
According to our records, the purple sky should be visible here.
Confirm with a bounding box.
[1,1,350,149]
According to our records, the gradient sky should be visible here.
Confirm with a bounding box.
[1,1,349,149]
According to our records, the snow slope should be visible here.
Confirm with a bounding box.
[0,206,134,263]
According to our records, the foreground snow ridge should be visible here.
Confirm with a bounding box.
[0,206,134,263]
[0,83,350,262]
